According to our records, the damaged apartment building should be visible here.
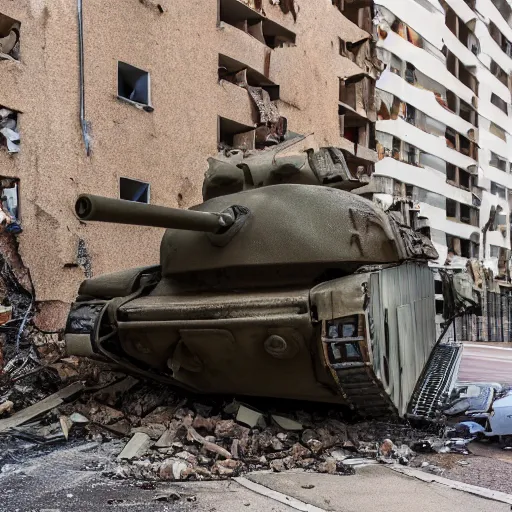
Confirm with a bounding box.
[353,0,512,341]
[0,1,380,333]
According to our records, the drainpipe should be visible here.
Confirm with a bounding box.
[78,0,90,156]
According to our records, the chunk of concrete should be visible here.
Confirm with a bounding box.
[0,382,84,433]
[272,414,303,431]
[236,404,264,428]
[117,432,152,460]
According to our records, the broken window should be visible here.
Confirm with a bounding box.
[390,55,403,76]
[339,78,357,110]
[490,122,507,142]
[458,64,478,95]
[219,54,279,99]
[0,178,21,234]
[117,62,153,112]
[405,63,416,84]
[218,116,256,151]
[490,60,508,87]
[491,181,507,200]
[0,12,20,61]
[392,137,401,160]
[446,163,456,183]
[459,169,471,190]
[120,178,150,203]
[490,245,500,258]
[460,203,471,224]
[405,104,415,125]
[446,199,457,219]
[445,128,456,149]
[491,93,508,114]
[459,99,477,127]
[460,238,471,257]
[490,152,508,172]
[0,107,19,153]
[218,0,295,48]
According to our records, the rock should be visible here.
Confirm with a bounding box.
[316,428,338,449]
[212,459,240,477]
[272,415,303,431]
[69,412,89,424]
[117,433,152,460]
[93,376,139,406]
[421,461,429,468]
[276,433,287,441]
[330,449,350,461]
[306,439,323,455]
[231,438,240,459]
[141,406,176,427]
[223,400,240,416]
[131,423,167,440]
[0,400,14,416]
[192,402,213,418]
[317,458,337,474]
[271,437,284,451]
[193,415,218,433]
[282,456,296,469]
[256,430,273,450]
[291,443,311,460]
[270,459,285,472]
[236,404,264,428]
[301,429,316,444]
[215,420,238,438]
[379,439,396,458]
[87,402,124,425]
[175,451,198,465]
[159,458,190,480]
[194,467,212,478]
[342,440,358,452]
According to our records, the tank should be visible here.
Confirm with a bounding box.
[65,139,444,418]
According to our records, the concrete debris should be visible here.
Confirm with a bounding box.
[118,432,152,460]
[236,404,265,428]
[0,400,13,415]
[0,382,84,433]
[271,414,303,431]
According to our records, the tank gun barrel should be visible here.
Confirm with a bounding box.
[75,194,234,232]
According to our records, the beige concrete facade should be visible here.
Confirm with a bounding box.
[0,0,378,328]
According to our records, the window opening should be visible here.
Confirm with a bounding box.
[0,107,19,153]
[117,62,153,112]
[0,12,20,61]
[120,177,150,203]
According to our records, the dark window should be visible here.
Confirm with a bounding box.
[491,181,507,199]
[459,169,470,189]
[491,93,508,114]
[446,199,457,218]
[117,62,152,111]
[405,63,416,84]
[120,178,150,203]
[0,12,20,61]
[460,203,471,224]
[490,152,508,171]
[460,238,471,257]
[405,104,416,124]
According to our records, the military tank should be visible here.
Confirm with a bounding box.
[65,138,443,418]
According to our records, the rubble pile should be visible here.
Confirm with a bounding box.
[0,352,443,482]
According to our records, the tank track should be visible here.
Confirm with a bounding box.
[333,363,397,418]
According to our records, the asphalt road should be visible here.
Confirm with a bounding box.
[457,343,512,385]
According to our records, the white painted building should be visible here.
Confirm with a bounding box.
[370,0,512,283]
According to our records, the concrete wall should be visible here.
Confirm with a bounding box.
[0,0,377,328]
